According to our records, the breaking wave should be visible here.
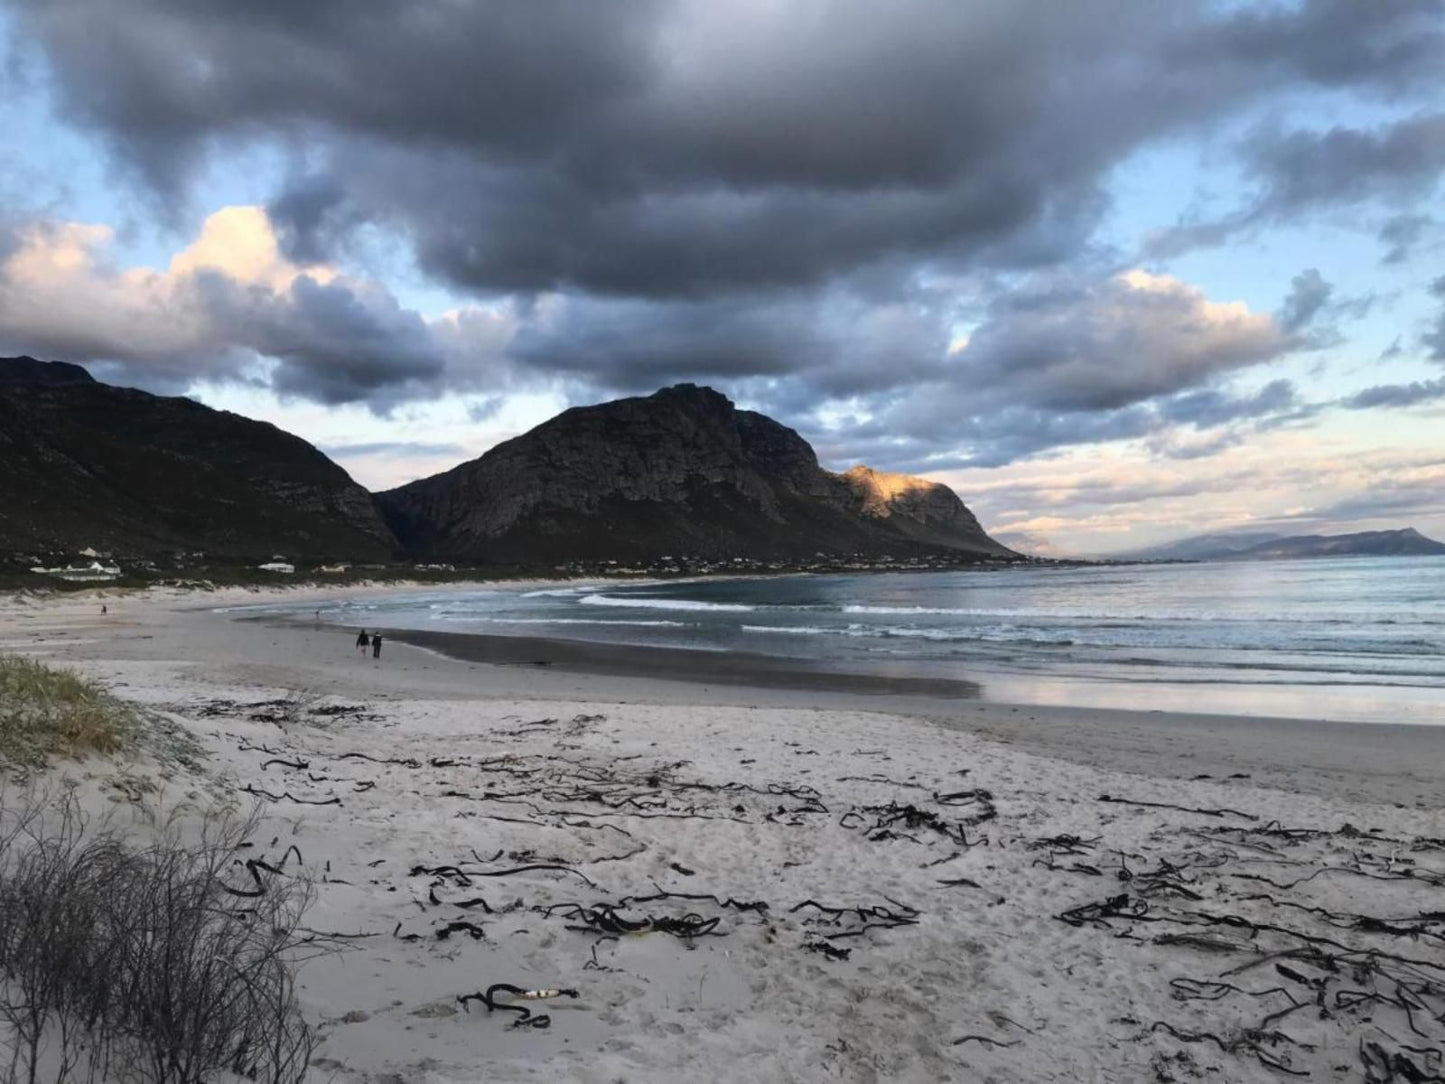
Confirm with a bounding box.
[579,594,756,613]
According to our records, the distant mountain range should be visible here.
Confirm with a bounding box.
[1114,530,1295,562]
[991,531,1073,559]
[0,359,1013,567]
[1116,527,1445,562]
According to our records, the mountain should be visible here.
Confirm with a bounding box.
[378,384,1014,563]
[0,356,97,387]
[0,365,1008,568]
[991,530,1073,559]
[1114,529,1290,562]
[0,356,396,562]
[1224,528,1445,560]
[1114,527,1445,562]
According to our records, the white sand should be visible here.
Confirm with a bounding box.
[3,586,1444,1083]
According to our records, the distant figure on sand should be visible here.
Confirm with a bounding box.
[356,629,369,655]
[101,604,107,615]
[371,632,382,660]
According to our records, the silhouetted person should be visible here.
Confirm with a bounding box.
[356,629,369,655]
[371,632,382,660]
[101,604,107,615]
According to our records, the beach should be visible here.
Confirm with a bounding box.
[3,583,1443,1082]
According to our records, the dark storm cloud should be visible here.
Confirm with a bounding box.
[13,0,1443,301]
[1176,0,1444,91]
[722,267,1313,471]
[1148,112,1445,257]
[277,3,1442,300]
[829,403,1161,474]
[1244,113,1445,219]
[5,0,656,196]
[809,380,1311,474]
[507,288,953,400]
[201,274,448,406]
[949,272,1293,414]
[266,175,356,266]
[5,0,1444,455]
[329,99,1109,300]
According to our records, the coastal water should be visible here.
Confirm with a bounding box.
[265,557,1445,725]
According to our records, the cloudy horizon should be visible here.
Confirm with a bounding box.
[2,0,1442,554]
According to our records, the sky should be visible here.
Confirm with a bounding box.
[0,1,1442,556]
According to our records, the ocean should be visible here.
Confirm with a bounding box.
[258,556,1445,725]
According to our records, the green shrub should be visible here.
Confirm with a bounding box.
[0,656,139,768]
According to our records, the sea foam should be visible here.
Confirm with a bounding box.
[579,594,755,613]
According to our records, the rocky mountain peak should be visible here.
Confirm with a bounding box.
[0,357,395,561]
[380,384,1014,563]
[648,382,736,413]
[0,356,97,385]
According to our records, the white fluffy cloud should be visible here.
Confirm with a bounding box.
[0,206,520,408]
[960,270,1295,413]
[814,269,1301,470]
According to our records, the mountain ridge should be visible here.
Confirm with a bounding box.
[0,362,1012,568]
[377,383,1014,563]
[1114,527,1445,562]
[1223,528,1445,560]
[0,356,396,562]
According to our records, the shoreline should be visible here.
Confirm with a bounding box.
[373,626,1445,805]
[2,584,1443,1081]
[369,625,984,699]
[10,584,1445,806]
[241,572,1445,728]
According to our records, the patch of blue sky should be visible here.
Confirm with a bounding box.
[0,13,125,226]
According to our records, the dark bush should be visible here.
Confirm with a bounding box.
[0,790,314,1083]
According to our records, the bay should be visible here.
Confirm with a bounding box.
[265,556,1445,725]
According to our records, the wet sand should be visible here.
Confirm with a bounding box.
[375,624,983,698]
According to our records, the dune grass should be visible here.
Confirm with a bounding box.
[0,793,316,1082]
[0,655,140,768]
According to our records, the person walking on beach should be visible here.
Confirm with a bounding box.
[356,629,369,655]
[371,632,382,661]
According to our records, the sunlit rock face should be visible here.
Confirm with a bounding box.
[840,465,991,548]
[378,384,1015,563]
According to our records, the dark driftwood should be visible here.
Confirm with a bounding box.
[1098,793,1258,820]
[540,902,723,939]
[457,983,580,1029]
[1053,820,1445,1080]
